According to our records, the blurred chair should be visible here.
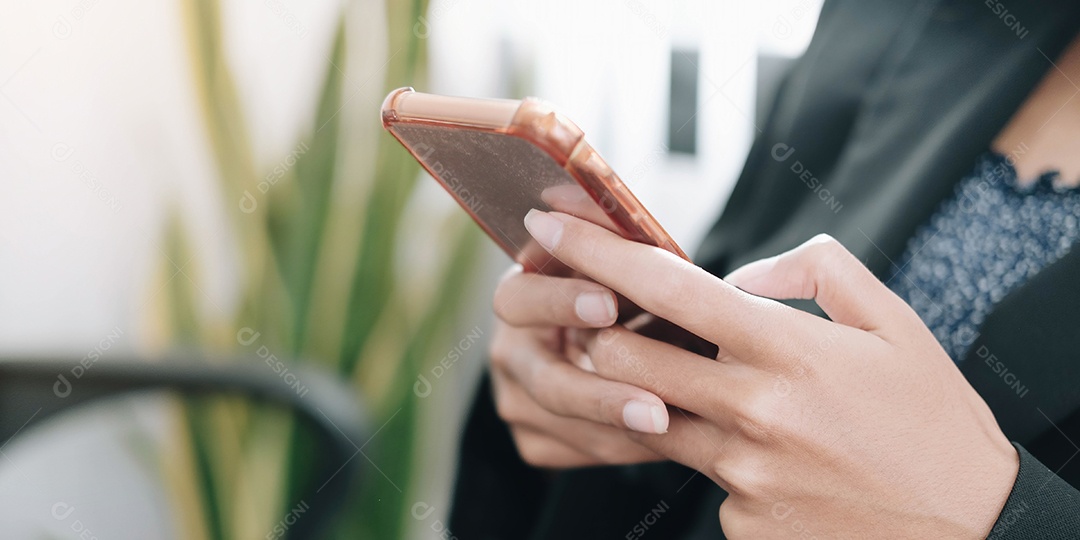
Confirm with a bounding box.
[0,355,368,540]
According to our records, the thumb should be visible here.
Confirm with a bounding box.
[723,234,905,332]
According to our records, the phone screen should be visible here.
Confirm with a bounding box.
[390,123,608,273]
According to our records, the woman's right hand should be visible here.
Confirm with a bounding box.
[489,264,669,467]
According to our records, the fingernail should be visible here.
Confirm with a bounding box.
[723,256,778,288]
[524,209,563,251]
[575,291,616,326]
[576,352,597,373]
[623,400,668,434]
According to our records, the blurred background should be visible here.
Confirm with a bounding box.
[0,0,822,537]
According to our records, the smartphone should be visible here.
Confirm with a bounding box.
[381,87,687,274]
[382,88,717,357]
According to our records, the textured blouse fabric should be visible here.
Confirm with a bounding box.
[888,152,1080,363]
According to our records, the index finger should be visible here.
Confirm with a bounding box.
[523,210,801,360]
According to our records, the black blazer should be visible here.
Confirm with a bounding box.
[448,0,1080,538]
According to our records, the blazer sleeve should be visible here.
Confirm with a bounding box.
[988,443,1080,539]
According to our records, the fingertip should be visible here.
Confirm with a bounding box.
[524,209,564,251]
[623,399,669,434]
[574,290,618,326]
[651,404,669,434]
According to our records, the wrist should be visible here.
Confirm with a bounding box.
[948,437,1020,538]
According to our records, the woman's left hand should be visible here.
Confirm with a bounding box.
[523,210,1019,539]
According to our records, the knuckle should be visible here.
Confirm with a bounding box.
[491,293,508,321]
[492,388,520,424]
[523,357,553,397]
[716,491,770,539]
[517,448,550,468]
[511,431,576,469]
[717,500,747,538]
[807,232,839,249]
[510,432,549,467]
[733,390,787,442]
[488,331,511,369]
[721,458,773,501]
[789,235,849,296]
[804,234,846,266]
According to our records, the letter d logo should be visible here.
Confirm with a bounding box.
[54,374,72,398]
[239,191,258,214]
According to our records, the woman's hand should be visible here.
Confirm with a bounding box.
[523,209,1020,538]
[487,264,668,468]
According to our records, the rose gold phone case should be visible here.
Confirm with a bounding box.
[381,87,687,273]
